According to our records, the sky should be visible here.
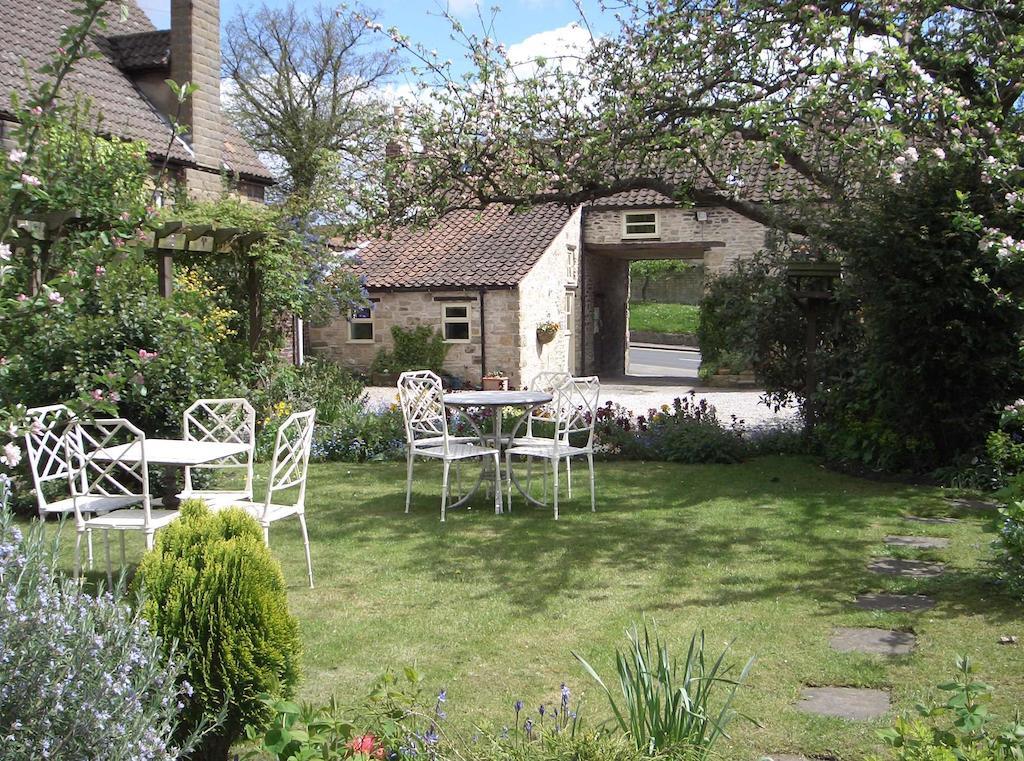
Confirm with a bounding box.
[137,0,616,80]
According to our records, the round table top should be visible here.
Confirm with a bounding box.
[443,390,552,407]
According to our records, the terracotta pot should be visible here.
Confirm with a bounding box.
[482,376,509,391]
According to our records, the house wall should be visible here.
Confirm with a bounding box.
[516,206,583,385]
[582,206,768,275]
[307,288,520,387]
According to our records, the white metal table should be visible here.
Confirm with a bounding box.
[93,439,251,508]
[443,390,552,512]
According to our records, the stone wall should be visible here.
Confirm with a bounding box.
[307,288,520,386]
[516,206,583,384]
[583,206,768,275]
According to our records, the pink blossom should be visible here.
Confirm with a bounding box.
[1,442,21,468]
[8,149,26,164]
[67,269,77,278]
[16,294,27,302]
[890,172,903,184]
[30,420,44,436]
[29,106,42,116]
[90,389,104,401]
[95,265,106,277]
[108,391,121,403]
[138,349,158,361]
[0,243,10,261]
[47,290,64,305]
[932,147,946,160]
[20,173,41,187]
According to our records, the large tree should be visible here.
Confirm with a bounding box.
[223,2,398,201]
[355,0,1024,469]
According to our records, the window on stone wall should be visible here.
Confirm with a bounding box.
[623,211,659,239]
[441,304,471,342]
[566,245,578,284]
[348,305,374,342]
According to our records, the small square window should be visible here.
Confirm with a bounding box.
[348,305,374,342]
[442,303,471,343]
[623,211,659,239]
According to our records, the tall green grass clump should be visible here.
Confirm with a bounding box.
[135,500,301,761]
[574,622,754,759]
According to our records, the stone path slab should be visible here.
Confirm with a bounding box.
[885,535,950,549]
[868,557,945,578]
[830,627,916,655]
[903,514,960,525]
[855,593,936,612]
[797,687,890,720]
[762,756,816,761]
[946,498,999,512]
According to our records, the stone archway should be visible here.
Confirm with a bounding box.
[579,240,723,377]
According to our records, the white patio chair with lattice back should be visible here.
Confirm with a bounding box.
[224,409,316,588]
[24,404,142,568]
[65,417,180,583]
[509,371,573,498]
[398,370,501,521]
[504,376,601,519]
[179,398,256,507]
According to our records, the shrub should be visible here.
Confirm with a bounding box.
[135,500,301,761]
[371,325,450,376]
[574,623,754,759]
[248,356,364,429]
[870,656,1024,761]
[310,400,406,463]
[0,506,191,760]
[593,394,748,464]
[994,501,1024,599]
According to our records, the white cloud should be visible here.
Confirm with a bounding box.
[506,21,592,77]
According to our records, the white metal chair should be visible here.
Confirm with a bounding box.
[65,417,179,583]
[24,404,141,567]
[398,370,501,521]
[223,409,316,588]
[505,376,601,519]
[510,371,574,498]
[179,398,256,506]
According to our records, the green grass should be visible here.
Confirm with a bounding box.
[629,302,701,335]
[39,457,1023,759]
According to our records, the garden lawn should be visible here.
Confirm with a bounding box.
[50,457,1023,759]
[629,302,700,334]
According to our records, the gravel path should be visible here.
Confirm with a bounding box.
[363,380,800,430]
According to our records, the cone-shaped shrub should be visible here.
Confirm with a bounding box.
[135,500,301,761]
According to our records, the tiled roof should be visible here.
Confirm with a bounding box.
[106,30,170,70]
[590,150,813,208]
[352,204,575,289]
[0,0,272,183]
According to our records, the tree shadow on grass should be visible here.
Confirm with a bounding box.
[291,457,948,617]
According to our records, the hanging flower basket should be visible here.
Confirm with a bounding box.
[536,321,560,344]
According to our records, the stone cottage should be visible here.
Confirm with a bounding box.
[309,184,777,386]
[0,0,273,200]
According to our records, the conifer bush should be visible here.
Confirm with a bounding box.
[135,500,301,761]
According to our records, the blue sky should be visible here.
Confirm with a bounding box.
[138,0,614,77]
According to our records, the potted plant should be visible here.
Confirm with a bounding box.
[482,370,509,391]
[536,320,560,344]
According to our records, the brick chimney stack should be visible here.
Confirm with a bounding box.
[170,0,223,194]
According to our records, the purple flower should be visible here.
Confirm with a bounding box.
[538,704,545,717]
[561,683,570,707]
[514,699,523,713]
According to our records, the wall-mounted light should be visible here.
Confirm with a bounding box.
[695,210,709,222]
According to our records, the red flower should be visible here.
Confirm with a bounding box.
[348,734,381,757]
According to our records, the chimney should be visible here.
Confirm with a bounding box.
[170,0,223,189]
[385,105,407,160]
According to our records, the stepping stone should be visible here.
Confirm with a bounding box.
[797,687,890,720]
[885,535,950,549]
[946,497,999,512]
[830,627,915,655]
[904,514,960,525]
[762,756,815,761]
[855,593,936,612]
[868,557,945,578]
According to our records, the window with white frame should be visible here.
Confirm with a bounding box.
[441,304,471,342]
[622,211,659,239]
[348,305,374,342]
[565,245,579,284]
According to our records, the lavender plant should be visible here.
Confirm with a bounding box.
[0,506,193,759]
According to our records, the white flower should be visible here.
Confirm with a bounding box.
[0,243,10,261]
[932,148,946,160]
[8,149,26,164]
[890,172,903,184]
[20,173,41,187]
[1007,192,1020,204]
[1,442,21,468]
[47,290,63,305]
[894,155,906,165]
[904,146,919,162]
